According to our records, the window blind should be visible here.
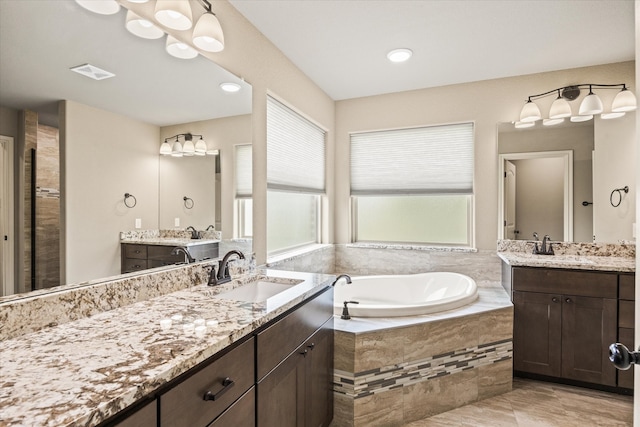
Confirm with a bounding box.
[350,123,474,195]
[267,96,326,193]
[235,144,252,198]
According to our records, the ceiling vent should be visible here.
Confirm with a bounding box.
[69,63,115,80]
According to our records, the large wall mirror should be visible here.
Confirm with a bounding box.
[0,0,252,298]
[497,112,636,244]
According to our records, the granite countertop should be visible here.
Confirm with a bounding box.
[0,269,334,427]
[120,237,221,247]
[497,252,635,272]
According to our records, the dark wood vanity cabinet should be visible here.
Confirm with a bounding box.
[617,273,635,389]
[121,242,219,274]
[510,267,624,388]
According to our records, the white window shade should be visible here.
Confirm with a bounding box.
[235,144,252,198]
[267,96,326,193]
[350,123,474,195]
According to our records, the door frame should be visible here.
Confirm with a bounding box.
[498,150,573,242]
[0,135,15,296]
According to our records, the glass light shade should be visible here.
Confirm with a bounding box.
[193,12,225,52]
[570,115,593,123]
[166,36,198,59]
[126,11,164,40]
[195,137,207,154]
[155,0,193,30]
[160,141,172,155]
[519,100,541,122]
[601,112,626,120]
[75,0,120,15]
[611,88,637,112]
[171,140,183,157]
[387,48,412,63]
[182,138,195,156]
[548,97,572,119]
[543,118,564,126]
[128,0,149,2]
[578,93,603,115]
[514,121,534,129]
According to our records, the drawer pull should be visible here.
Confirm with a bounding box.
[307,343,315,350]
[565,298,572,304]
[300,348,308,358]
[552,297,559,303]
[203,378,234,401]
[135,250,141,254]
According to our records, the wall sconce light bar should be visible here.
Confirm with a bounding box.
[161,133,217,157]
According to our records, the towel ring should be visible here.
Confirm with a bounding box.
[610,186,629,208]
[183,196,194,209]
[124,193,137,208]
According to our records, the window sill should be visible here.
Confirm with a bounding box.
[266,244,332,265]
[346,243,477,253]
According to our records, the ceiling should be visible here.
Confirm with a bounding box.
[0,0,251,127]
[229,0,636,100]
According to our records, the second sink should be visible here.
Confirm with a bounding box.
[213,276,303,303]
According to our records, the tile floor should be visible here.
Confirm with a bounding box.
[404,378,633,427]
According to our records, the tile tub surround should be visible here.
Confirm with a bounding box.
[0,256,256,341]
[0,269,334,427]
[332,281,513,427]
[497,240,635,272]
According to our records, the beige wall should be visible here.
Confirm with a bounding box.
[335,61,635,250]
[63,100,159,284]
[0,106,18,139]
[160,114,251,236]
[594,113,636,242]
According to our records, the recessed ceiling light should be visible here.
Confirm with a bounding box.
[220,82,241,93]
[387,48,413,63]
[70,63,115,81]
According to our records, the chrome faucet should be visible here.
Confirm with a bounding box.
[332,274,352,286]
[533,234,554,255]
[171,246,195,263]
[186,226,200,239]
[209,250,245,286]
[206,225,215,231]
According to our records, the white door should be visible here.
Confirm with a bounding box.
[0,135,15,296]
[504,160,517,239]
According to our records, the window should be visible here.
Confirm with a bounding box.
[235,144,252,238]
[351,122,474,246]
[267,96,326,255]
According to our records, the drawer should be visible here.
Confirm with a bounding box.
[113,400,157,427]
[208,387,255,427]
[122,258,148,273]
[160,337,255,427]
[148,245,183,263]
[256,286,333,380]
[619,300,634,329]
[512,267,617,298]
[619,274,635,301]
[123,244,148,260]
[618,328,635,389]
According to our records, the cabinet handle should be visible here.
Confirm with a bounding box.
[135,250,141,254]
[552,297,559,303]
[300,348,308,358]
[307,343,315,350]
[565,298,572,304]
[203,377,235,401]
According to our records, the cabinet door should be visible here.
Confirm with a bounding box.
[207,387,255,427]
[305,322,333,427]
[561,295,617,386]
[112,400,157,427]
[513,291,562,377]
[257,342,307,427]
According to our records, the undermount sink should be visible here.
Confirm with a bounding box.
[214,276,304,303]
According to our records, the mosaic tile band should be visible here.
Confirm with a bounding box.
[333,338,513,399]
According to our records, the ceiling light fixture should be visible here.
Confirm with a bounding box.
[166,35,198,59]
[193,1,224,52]
[155,0,193,31]
[125,10,164,39]
[220,82,241,93]
[75,0,120,15]
[161,133,216,157]
[387,48,413,63]
[70,63,115,80]
[517,83,636,127]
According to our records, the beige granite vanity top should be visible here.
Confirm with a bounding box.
[497,251,635,272]
[119,237,221,247]
[0,269,334,427]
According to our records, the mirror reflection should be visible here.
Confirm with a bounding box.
[0,0,252,297]
[497,113,635,244]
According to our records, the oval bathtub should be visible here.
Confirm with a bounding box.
[333,272,478,317]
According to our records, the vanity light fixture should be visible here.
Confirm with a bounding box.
[125,10,164,39]
[518,83,636,127]
[387,48,413,63]
[154,0,193,31]
[166,35,198,59]
[162,133,215,157]
[601,112,626,120]
[514,121,535,129]
[192,1,224,53]
[220,82,241,93]
[75,0,120,15]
